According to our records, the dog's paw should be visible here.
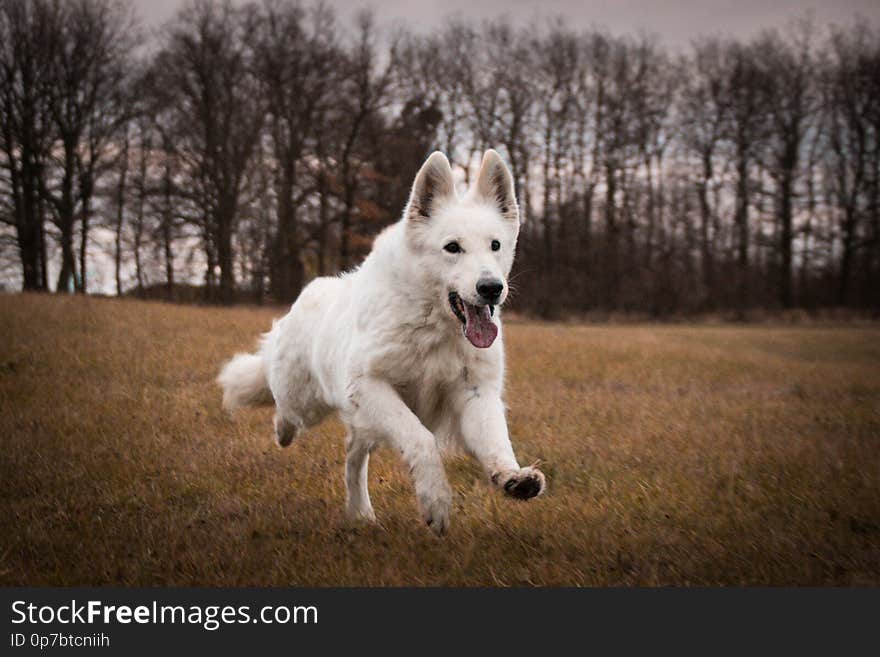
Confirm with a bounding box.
[493,466,546,500]
[416,479,452,535]
[274,414,301,448]
[345,505,377,524]
[420,496,450,535]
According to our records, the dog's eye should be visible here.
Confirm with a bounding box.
[444,242,462,254]
[491,240,501,252]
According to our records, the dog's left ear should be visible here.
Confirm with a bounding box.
[405,151,455,222]
[475,149,519,222]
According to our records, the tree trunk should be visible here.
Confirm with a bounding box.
[271,160,304,302]
[13,159,42,291]
[56,222,78,293]
[734,150,750,316]
[778,172,794,308]
[203,228,215,302]
[839,208,856,306]
[579,183,594,310]
[604,162,618,310]
[163,221,174,301]
[217,205,235,305]
[115,219,123,297]
[541,120,553,268]
[17,156,45,290]
[340,181,356,272]
[133,223,144,297]
[114,132,130,296]
[55,144,79,294]
[78,183,91,294]
[643,153,656,271]
[317,161,330,276]
[37,192,48,290]
[698,152,715,307]
[15,222,41,290]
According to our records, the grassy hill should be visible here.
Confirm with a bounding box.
[1,293,878,585]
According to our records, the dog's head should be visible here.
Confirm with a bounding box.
[404,149,520,349]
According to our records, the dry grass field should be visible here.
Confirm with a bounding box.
[1,293,879,586]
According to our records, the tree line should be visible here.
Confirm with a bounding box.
[1,0,878,315]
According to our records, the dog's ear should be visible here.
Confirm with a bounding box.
[405,151,455,222]
[475,149,519,222]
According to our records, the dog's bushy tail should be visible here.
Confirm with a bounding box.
[217,352,273,411]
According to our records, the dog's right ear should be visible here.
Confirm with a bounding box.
[405,151,455,222]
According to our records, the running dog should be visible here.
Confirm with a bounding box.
[218,150,546,533]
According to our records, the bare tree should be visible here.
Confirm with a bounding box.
[335,10,396,269]
[38,0,137,294]
[251,0,338,302]
[681,38,732,307]
[823,24,880,307]
[725,41,771,314]
[111,122,129,296]
[0,0,61,291]
[756,21,819,308]
[152,0,264,304]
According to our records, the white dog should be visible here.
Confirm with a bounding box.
[218,150,546,533]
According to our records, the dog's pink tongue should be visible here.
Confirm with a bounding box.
[463,302,498,348]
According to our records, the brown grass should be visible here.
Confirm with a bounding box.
[1,293,879,585]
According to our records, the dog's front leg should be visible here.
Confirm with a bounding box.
[347,376,452,533]
[455,387,546,500]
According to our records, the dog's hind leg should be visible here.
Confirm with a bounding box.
[344,429,376,522]
[273,412,302,448]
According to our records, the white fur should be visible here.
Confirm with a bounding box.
[218,150,546,533]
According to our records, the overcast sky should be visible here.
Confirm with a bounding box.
[139,0,880,47]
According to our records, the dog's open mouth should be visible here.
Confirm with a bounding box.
[449,292,498,348]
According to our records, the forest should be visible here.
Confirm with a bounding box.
[2,0,879,316]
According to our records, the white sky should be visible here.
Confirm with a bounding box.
[139,0,880,47]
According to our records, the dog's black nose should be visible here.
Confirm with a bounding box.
[476,278,504,303]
